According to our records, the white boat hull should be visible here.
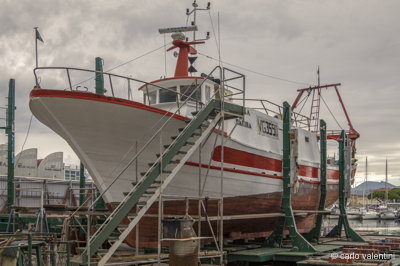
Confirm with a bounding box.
[379,212,397,220]
[29,89,346,246]
[361,212,379,220]
[30,89,342,203]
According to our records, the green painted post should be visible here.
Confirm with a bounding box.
[79,162,85,206]
[306,120,327,242]
[338,131,364,241]
[95,189,106,210]
[94,57,106,211]
[327,131,364,241]
[6,79,15,212]
[281,102,316,252]
[95,57,104,95]
[35,246,44,266]
[18,247,24,265]
[27,233,32,266]
[266,102,315,252]
[336,131,346,237]
[66,242,71,266]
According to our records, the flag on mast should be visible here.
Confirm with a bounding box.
[35,28,44,43]
[34,27,44,69]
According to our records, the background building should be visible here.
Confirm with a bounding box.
[37,152,64,179]
[64,165,81,181]
[0,145,89,180]
[15,148,38,177]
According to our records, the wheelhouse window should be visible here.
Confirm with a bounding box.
[180,85,201,102]
[145,91,157,105]
[159,87,177,103]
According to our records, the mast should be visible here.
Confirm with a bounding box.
[291,83,360,142]
[6,79,15,212]
[160,28,204,78]
[186,1,211,43]
[192,1,198,42]
[362,156,368,207]
[385,158,388,205]
[158,1,210,78]
[185,1,211,76]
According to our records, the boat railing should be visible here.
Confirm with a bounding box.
[33,66,203,103]
[326,129,348,136]
[64,65,245,225]
[231,98,311,130]
[33,66,247,115]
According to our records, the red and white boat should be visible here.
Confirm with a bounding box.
[29,9,359,248]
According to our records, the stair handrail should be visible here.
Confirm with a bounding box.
[96,112,225,265]
[34,64,246,262]
[66,65,230,221]
[86,71,234,243]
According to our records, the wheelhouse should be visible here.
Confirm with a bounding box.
[138,76,227,116]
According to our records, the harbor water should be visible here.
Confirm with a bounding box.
[326,217,400,235]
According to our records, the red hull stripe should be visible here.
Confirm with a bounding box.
[30,89,190,121]
[211,146,340,180]
[212,146,283,173]
[185,161,283,179]
[298,165,319,179]
[185,161,339,185]
[327,169,339,180]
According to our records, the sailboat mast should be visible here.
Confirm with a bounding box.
[363,156,367,206]
[385,158,388,204]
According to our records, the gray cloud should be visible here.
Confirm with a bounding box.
[0,0,399,185]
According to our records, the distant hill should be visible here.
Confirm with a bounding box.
[352,181,398,195]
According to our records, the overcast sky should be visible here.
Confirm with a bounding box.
[0,0,398,186]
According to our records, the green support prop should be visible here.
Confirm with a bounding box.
[79,162,85,206]
[95,57,104,95]
[264,216,285,248]
[66,242,71,266]
[35,245,44,266]
[266,102,316,252]
[326,130,364,242]
[95,189,106,210]
[305,120,327,242]
[6,79,16,212]
[27,233,32,266]
[17,247,24,266]
[78,99,244,262]
[94,57,106,210]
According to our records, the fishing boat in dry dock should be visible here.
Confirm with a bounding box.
[29,4,359,250]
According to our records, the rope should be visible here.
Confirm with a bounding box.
[297,94,310,114]
[14,114,33,167]
[72,43,170,87]
[198,52,311,86]
[320,94,343,129]
[163,34,167,77]
[208,10,221,65]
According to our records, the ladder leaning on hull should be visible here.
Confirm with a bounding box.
[75,99,244,265]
